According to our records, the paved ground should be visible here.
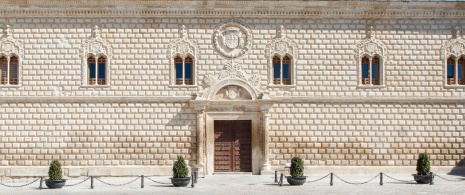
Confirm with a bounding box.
[1,173,464,195]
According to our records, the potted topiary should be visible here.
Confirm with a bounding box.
[286,156,307,185]
[413,153,433,184]
[45,160,66,189]
[170,156,191,187]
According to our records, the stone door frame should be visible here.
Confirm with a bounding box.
[205,112,261,175]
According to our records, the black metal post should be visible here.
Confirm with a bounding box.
[141,175,144,188]
[39,176,43,189]
[330,173,333,186]
[380,172,383,186]
[275,170,278,183]
[191,174,195,188]
[430,172,434,185]
[91,176,94,189]
[195,171,198,183]
[279,173,284,186]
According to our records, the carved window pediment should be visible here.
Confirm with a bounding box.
[168,25,199,87]
[0,25,23,87]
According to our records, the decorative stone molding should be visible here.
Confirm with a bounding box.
[212,19,253,59]
[441,26,465,88]
[0,25,23,87]
[80,25,112,87]
[214,85,252,100]
[354,26,387,87]
[1,1,465,19]
[168,25,199,87]
[198,60,262,100]
[265,25,298,86]
[441,27,464,60]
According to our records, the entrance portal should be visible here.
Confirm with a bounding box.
[214,120,252,172]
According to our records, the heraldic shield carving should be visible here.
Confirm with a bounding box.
[212,19,253,59]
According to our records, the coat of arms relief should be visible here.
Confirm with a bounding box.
[0,25,23,58]
[212,19,253,59]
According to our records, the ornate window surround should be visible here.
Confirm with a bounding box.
[168,25,199,88]
[265,25,298,88]
[354,26,387,89]
[0,25,23,88]
[80,25,112,88]
[442,26,465,89]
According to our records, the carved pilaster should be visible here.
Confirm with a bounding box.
[261,106,272,172]
[196,109,206,165]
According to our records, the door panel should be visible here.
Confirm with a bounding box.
[214,120,251,172]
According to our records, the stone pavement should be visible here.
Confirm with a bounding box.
[1,173,464,195]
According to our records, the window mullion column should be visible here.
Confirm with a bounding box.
[455,59,459,85]
[95,55,99,85]
[280,57,283,85]
[369,58,373,86]
[182,58,185,85]
[6,57,10,85]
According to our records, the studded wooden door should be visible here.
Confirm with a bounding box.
[214,120,252,172]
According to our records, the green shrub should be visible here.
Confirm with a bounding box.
[416,153,431,175]
[290,156,304,177]
[48,160,63,180]
[172,156,189,178]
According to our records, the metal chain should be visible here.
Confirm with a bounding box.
[0,178,40,188]
[333,174,380,185]
[95,177,140,186]
[434,174,465,182]
[145,177,172,185]
[307,174,331,183]
[383,174,415,183]
[64,177,91,187]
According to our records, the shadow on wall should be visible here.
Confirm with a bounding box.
[448,158,465,176]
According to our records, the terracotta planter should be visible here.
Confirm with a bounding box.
[45,179,66,189]
[413,174,433,184]
[170,177,191,187]
[286,176,307,185]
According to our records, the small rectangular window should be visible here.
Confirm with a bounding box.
[185,63,192,79]
[175,63,183,79]
[89,63,96,78]
[282,64,289,79]
[273,63,280,78]
[362,64,369,78]
[447,64,454,78]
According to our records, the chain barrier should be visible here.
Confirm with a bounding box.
[333,173,380,185]
[64,177,91,187]
[433,174,465,182]
[383,174,414,183]
[145,176,172,185]
[95,176,140,187]
[0,178,40,188]
[307,173,331,183]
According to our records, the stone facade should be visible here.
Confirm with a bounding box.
[1,0,465,179]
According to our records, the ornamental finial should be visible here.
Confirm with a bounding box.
[180,25,188,39]
[3,25,12,37]
[367,26,374,38]
[92,25,101,38]
[277,25,286,38]
[453,26,461,38]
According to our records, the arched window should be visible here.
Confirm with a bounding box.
[361,56,380,85]
[0,55,19,85]
[87,56,106,85]
[273,55,291,85]
[447,56,465,85]
[174,56,194,85]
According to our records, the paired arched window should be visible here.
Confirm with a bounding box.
[174,56,194,85]
[0,55,19,85]
[361,56,380,85]
[87,56,106,85]
[272,55,291,85]
[446,56,465,85]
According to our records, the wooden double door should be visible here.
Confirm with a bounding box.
[214,120,252,172]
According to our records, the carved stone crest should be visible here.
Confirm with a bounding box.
[212,19,253,59]
[0,25,23,58]
[214,85,252,100]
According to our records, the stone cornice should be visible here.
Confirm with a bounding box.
[0,1,464,19]
[1,96,465,104]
